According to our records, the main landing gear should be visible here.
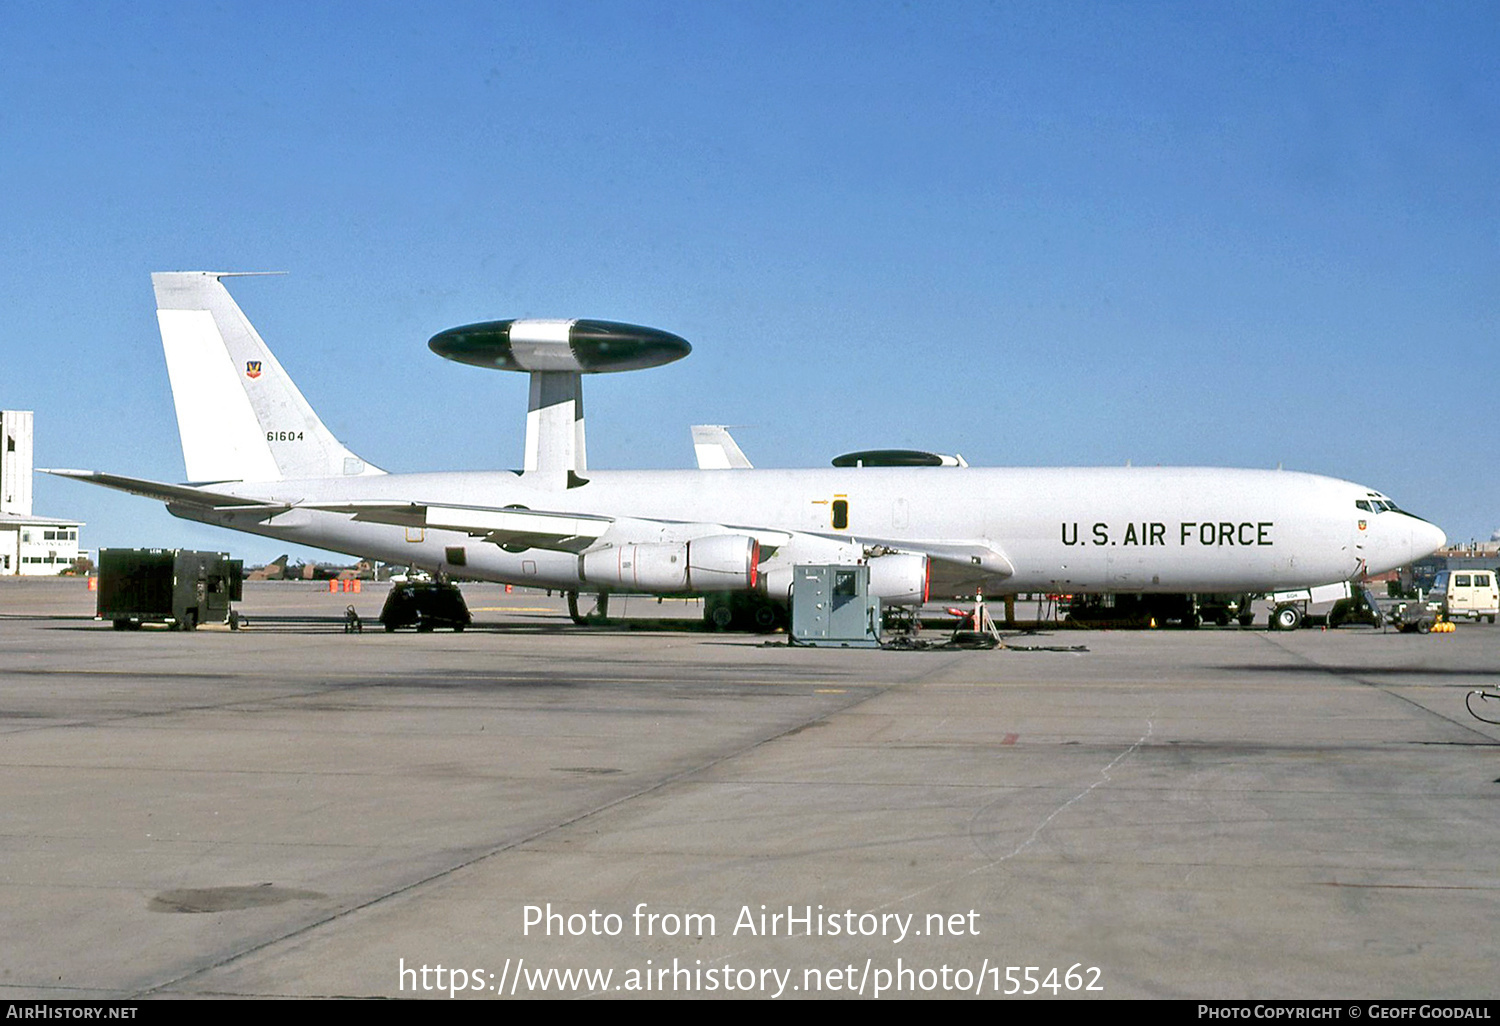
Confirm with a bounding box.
[567,591,610,626]
[704,593,786,634]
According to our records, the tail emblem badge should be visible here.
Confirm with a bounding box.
[246,361,262,379]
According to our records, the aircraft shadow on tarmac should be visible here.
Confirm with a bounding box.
[1218,662,1500,679]
[38,616,727,635]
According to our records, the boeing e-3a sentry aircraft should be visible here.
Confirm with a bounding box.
[46,273,1446,630]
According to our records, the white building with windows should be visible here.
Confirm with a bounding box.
[1,411,83,575]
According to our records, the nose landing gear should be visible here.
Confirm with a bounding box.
[1269,603,1303,631]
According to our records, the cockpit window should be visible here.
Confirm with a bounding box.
[1360,493,1429,522]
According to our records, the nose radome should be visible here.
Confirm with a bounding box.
[1412,519,1446,561]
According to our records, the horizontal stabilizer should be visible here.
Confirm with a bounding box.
[37,469,290,510]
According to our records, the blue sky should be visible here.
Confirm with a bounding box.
[3,1,1496,563]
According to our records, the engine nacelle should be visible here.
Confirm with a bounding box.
[761,553,930,607]
[687,534,761,591]
[761,566,795,603]
[866,552,931,606]
[580,535,759,593]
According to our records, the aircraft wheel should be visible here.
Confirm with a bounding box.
[1215,614,1230,627]
[1238,613,1255,627]
[179,611,198,632]
[1270,604,1302,631]
[705,598,734,631]
[750,602,781,633]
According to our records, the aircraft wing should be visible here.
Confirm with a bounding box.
[904,540,1015,579]
[302,500,613,553]
[859,537,1016,594]
[312,496,1013,586]
[305,500,800,555]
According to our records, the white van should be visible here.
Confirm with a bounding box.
[1429,570,1499,623]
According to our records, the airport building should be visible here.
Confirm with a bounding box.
[1409,541,1500,592]
[0,410,83,575]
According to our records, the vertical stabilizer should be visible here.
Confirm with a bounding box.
[691,425,753,469]
[151,272,383,483]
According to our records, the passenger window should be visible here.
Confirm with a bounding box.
[831,499,849,530]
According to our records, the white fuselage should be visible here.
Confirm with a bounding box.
[169,465,1443,598]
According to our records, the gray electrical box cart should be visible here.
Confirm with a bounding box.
[790,564,881,647]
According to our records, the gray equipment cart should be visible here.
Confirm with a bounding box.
[790,564,881,647]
